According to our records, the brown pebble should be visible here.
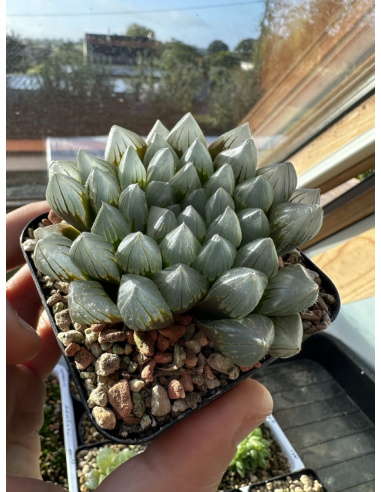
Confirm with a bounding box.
[48,209,63,224]
[173,314,193,326]
[239,362,261,372]
[154,352,173,364]
[134,331,155,356]
[158,325,187,344]
[203,365,215,380]
[156,334,171,352]
[141,360,156,382]
[91,323,108,333]
[125,329,136,345]
[179,373,194,392]
[99,328,127,344]
[74,348,95,370]
[167,380,185,399]
[184,348,198,368]
[108,379,133,422]
[65,342,82,357]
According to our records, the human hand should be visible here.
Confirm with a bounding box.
[6,202,273,492]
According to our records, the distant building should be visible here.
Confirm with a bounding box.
[83,33,160,66]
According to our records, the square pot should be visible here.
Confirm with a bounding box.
[22,213,340,445]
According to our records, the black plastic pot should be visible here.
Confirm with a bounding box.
[21,212,341,445]
[246,468,328,492]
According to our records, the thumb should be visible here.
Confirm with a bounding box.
[6,300,42,365]
[98,378,273,492]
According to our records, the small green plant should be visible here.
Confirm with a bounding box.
[84,446,139,490]
[229,428,271,478]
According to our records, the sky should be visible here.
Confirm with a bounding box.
[6,0,266,50]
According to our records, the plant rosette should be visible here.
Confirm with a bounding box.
[21,113,340,444]
[219,414,304,491]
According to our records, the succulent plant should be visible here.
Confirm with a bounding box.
[84,445,140,490]
[33,113,324,367]
[228,427,272,478]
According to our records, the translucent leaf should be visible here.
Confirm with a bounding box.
[96,447,117,474]
[204,163,235,197]
[237,208,270,246]
[167,204,182,217]
[197,267,268,319]
[166,113,207,157]
[117,274,173,331]
[116,231,162,276]
[84,469,101,490]
[169,163,202,201]
[177,205,207,243]
[77,149,117,184]
[48,160,80,182]
[146,206,178,243]
[105,125,147,165]
[256,161,297,209]
[192,234,237,283]
[160,223,201,267]
[204,207,242,248]
[46,173,93,232]
[91,203,131,248]
[213,138,257,184]
[143,133,179,168]
[289,188,321,205]
[208,122,251,160]
[255,264,319,316]
[234,238,279,278]
[178,138,213,181]
[145,120,169,145]
[118,145,147,190]
[112,448,137,466]
[146,148,176,184]
[269,314,303,358]
[153,264,208,314]
[68,280,122,324]
[181,188,209,217]
[205,188,235,226]
[145,181,176,208]
[33,223,81,242]
[118,184,148,232]
[269,203,323,256]
[196,314,274,366]
[86,168,121,214]
[34,233,87,281]
[70,232,120,283]
[233,176,274,213]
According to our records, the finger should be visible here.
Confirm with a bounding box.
[7,201,50,272]
[98,378,273,492]
[24,311,62,381]
[6,300,41,365]
[7,476,66,492]
[6,265,44,328]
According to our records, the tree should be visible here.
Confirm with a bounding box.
[36,44,113,98]
[157,41,204,112]
[207,40,229,55]
[6,33,26,73]
[126,23,155,38]
[208,51,240,69]
[234,38,259,61]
